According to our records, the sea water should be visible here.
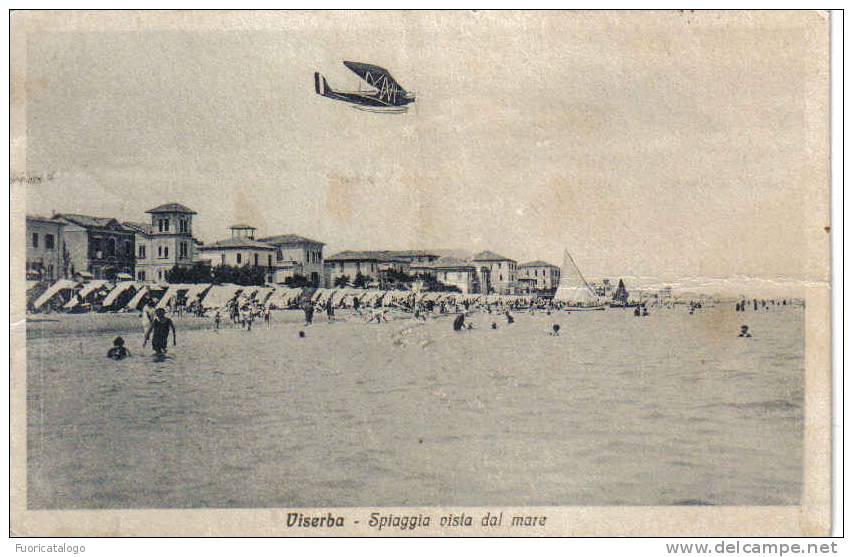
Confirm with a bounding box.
[26,304,803,508]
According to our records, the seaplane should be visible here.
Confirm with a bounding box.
[314,61,415,114]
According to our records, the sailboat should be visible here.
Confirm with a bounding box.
[553,249,607,310]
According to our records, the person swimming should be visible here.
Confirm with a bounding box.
[739,325,752,338]
[298,330,306,338]
[143,308,176,356]
[107,336,130,360]
[505,310,514,324]
[550,324,561,336]
[491,322,497,330]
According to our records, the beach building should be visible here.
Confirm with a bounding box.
[324,251,387,286]
[410,256,480,294]
[26,215,67,282]
[323,249,435,287]
[197,225,277,282]
[472,250,517,294]
[51,213,135,280]
[123,203,197,283]
[256,234,325,286]
[518,260,560,293]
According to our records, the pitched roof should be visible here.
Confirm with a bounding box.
[26,215,64,225]
[472,250,515,262]
[326,250,390,262]
[413,256,475,270]
[122,221,155,235]
[257,234,325,246]
[198,237,276,250]
[145,203,197,214]
[382,250,439,258]
[519,260,558,268]
[53,213,130,231]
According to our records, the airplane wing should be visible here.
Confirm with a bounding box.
[343,61,408,95]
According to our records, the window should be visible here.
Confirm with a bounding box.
[254,253,259,266]
[237,253,242,264]
[137,271,146,281]
[158,219,164,233]
[164,219,170,232]
[277,249,283,261]
[157,246,162,258]
[267,255,272,267]
[31,233,38,248]
[179,241,188,259]
[93,238,103,256]
[221,254,225,265]
[125,241,132,256]
[158,270,163,280]
[164,246,169,258]
[179,219,187,233]
[138,245,146,259]
[45,234,54,250]
[106,238,116,257]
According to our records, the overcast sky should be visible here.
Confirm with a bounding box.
[21,11,828,285]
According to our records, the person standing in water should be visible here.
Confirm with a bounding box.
[143,308,176,357]
[303,300,315,325]
[453,313,465,331]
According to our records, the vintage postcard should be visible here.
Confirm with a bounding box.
[10,10,831,536]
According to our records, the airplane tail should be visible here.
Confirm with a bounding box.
[314,72,332,96]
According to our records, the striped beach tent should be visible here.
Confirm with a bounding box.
[32,279,80,311]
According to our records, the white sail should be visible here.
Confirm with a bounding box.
[554,249,601,305]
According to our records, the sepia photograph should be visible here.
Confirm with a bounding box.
[10,9,832,537]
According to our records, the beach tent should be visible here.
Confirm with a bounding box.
[156,284,195,310]
[334,288,363,307]
[32,279,79,311]
[312,288,334,304]
[101,281,139,310]
[265,287,289,308]
[184,284,212,306]
[64,280,112,309]
[126,286,150,310]
[275,287,303,307]
[266,287,303,308]
[383,290,410,305]
[202,284,243,309]
[254,287,275,305]
[360,290,385,306]
[237,286,261,304]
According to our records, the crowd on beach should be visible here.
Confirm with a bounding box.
[82,284,802,361]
